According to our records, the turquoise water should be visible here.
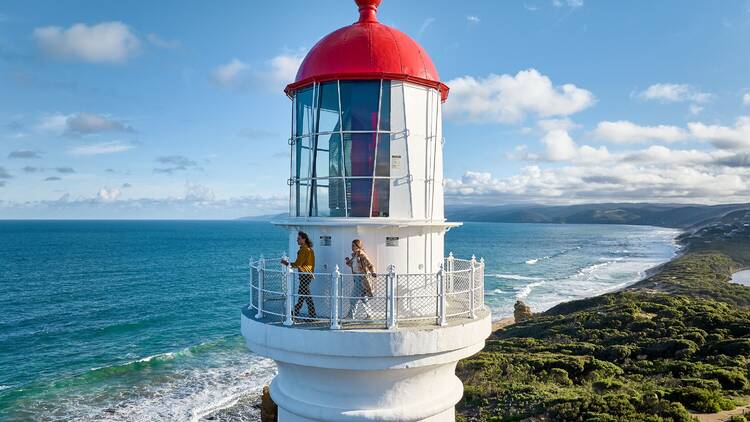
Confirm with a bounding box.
[0,221,679,421]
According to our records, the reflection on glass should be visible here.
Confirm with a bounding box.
[349,178,373,217]
[340,81,380,131]
[292,80,393,218]
[295,87,314,137]
[371,179,390,217]
[316,82,340,134]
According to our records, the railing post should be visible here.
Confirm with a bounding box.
[469,255,477,319]
[249,256,254,312]
[255,255,265,319]
[284,257,294,326]
[447,251,455,293]
[438,263,447,326]
[331,265,341,330]
[387,264,397,329]
[479,257,485,308]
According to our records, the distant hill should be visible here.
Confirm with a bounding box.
[446,203,750,228]
[237,213,287,221]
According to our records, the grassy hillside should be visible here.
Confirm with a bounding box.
[446,203,750,228]
[456,214,750,421]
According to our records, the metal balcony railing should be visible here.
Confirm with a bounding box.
[247,253,484,330]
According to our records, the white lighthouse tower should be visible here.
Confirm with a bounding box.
[241,1,491,420]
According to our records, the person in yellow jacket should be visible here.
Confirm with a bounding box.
[281,231,316,319]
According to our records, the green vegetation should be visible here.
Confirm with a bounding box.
[457,215,750,421]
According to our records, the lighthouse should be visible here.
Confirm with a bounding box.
[241,1,491,420]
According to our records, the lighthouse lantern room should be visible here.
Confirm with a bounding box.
[241,1,491,421]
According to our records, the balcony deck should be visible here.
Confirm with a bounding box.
[247,255,485,330]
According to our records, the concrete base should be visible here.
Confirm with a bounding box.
[277,407,454,422]
[241,307,491,422]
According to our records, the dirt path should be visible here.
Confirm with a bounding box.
[694,404,750,422]
[492,317,515,331]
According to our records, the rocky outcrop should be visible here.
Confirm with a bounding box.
[260,385,278,422]
[513,300,532,323]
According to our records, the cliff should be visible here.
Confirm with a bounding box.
[456,211,750,421]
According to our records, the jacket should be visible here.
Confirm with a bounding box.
[290,245,315,273]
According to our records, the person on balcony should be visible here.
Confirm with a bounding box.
[281,231,316,319]
[344,239,376,319]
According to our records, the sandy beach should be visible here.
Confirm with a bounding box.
[731,269,750,286]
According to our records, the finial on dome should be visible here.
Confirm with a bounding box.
[355,0,381,23]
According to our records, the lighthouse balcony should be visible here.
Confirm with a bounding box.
[245,255,485,330]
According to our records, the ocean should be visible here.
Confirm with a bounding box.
[0,220,679,421]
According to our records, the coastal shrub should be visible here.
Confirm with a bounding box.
[711,338,750,357]
[583,358,623,379]
[730,415,748,422]
[549,367,573,386]
[591,379,624,392]
[680,378,722,391]
[668,387,735,413]
[701,368,748,390]
[642,339,699,359]
[647,401,695,422]
[597,344,636,361]
[456,250,750,422]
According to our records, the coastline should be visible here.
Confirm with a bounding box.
[456,210,750,421]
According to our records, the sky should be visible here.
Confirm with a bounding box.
[1,0,750,218]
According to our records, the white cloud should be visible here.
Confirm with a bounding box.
[444,69,595,123]
[36,113,68,133]
[184,183,215,202]
[743,92,750,106]
[97,187,122,201]
[445,162,750,204]
[688,116,750,151]
[418,17,435,36]
[591,120,688,144]
[0,192,288,219]
[466,16,480,23]
[515,123,609,163]
[622,145,729,165]
[68,141,136,156]
[212,59,250,87]
[541,129,578,161]
[36,112,133,136]
[267,52,304,87]
[636,83,712,104]
[33,22,140,63]
[553,0,584,8]
[212,52,304,92]
[146,33,180,49]
[65,113,133,135]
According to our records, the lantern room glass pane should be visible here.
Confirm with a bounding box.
[371,179,390,217]
[379,81,391,130]
[296,181,310,217]
[291,80,395,218]
[348,178,372,217]
[316,82,340,134]
[328,177,346,217]
[295,86,315,137]
[343,132,376,178]
[296,136,312,180]
[311,185,330,217]
[340,81,380,131]
[374,134,390,178]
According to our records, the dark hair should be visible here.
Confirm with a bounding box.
[298,231,313,248]
[352,239,363,250]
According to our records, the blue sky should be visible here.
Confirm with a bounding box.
[1,0,750,218]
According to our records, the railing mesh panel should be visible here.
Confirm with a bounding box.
[248,257,485,329]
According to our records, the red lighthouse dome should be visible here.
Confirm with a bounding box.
[284,0,449,102]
